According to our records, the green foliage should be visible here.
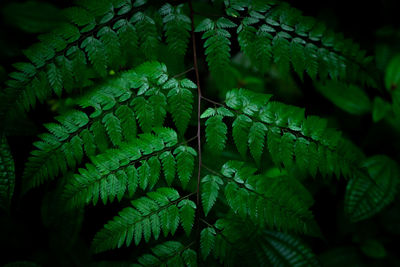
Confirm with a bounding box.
[160,4,191,55]
[92,187,194,253]
[345,155,400,222]
[315,81,371,115]
[207,216,319,266]
[135,241,197,267]
[1,1,63,33]
[233,1,376,86]
[1,0,399,266]
[219,160,315,233]
[62,128,182,207]
[22,62,194,192]
[195,17,236,78]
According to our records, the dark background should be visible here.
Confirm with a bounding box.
[1,0,400,266]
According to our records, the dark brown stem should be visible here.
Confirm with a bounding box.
[200,95,224,107]
[172,66,195,78]
[189,0,202,263]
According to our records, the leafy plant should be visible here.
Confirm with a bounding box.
[1,0,400,266]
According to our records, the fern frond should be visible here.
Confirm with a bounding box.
[258,230,320,266]
[22,62,189,192]
[135,241,197,267]
[200,227,216,260]
[232,1,376,86]
[205,115,228,153]
[159,151,176,186]
[0,136,15,211]
[209,215,319,266]
[344,155,400,222]
[62,128,182,207]
[174,146,197,189]
[231,114,252,158]
[248,122,267,164]
[200,161,314,233]
[163,78,196,135]
[160,4,191,55]
[201,175,223,216]
[178,199,196,236]
[221,161,315,232]
[219,88,364,179]
[0,0,156,125]
[195,17,236,77]
[92,187,196,253]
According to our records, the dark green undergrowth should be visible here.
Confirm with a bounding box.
[1,0,400,266]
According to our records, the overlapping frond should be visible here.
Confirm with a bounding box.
[92,188,196,253]
[159,4,191,55]
[195,17,236,78]
[22,62,195,192]
[62,128,196,207]
[229,0,376,86]
[345,155,400,222]
[0,0,152,123]
[203,216,320,266]
[203,88,365,179]
[201,160,315,233]
[134,241,197,267]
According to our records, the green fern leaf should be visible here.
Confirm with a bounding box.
[178,199,196,236]
[272,35,291,75]
[200,227,216,260]
[201,175,223,216]
[160,4,191,55]
[165,78,194,134]
[81,36,108,77]
[248,122,267,164]
[205,115,228,153]
[345,156,400,222]
[102,113,123,146]
[132,97,154,133]
[98,26,122,69]
[92,187,181,253]
[174,146,196,189]
[90,121,110,153]
[115,105,137,142]
[136,241,196,267]
[139,160,151,191]
[290,38,306,79]
[232,115,252,158]
[221,160,314,233]
[160,151,176,186]
[260,230,320,266]
[148,156,161,189]
[46,63,63,97]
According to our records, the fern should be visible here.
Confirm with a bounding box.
[344,155,400,222]
[62,128,184,207]
[92,187,195,252]
[22,62,194,192]
[1,0,399,266]
[226,1,377,85]
[160,4,191,56]
[203,88,364,179]
[135,241,197,267]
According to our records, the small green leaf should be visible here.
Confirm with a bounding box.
[200,227,216,260]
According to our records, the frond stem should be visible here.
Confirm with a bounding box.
[200,95,224,107]
[172,67,195,78]
[189,0,202,262]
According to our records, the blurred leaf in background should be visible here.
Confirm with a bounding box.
[1,1,64,34]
